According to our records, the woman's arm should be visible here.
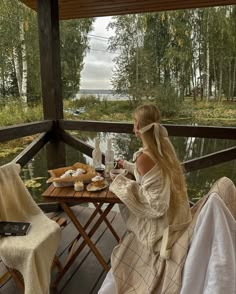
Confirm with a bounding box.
[122,160,135,175]
[110,168,170,219]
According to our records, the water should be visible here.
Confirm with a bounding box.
[0,131,235,204]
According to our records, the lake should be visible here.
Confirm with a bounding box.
[0,129,235,204]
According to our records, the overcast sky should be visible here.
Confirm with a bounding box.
[80,16,116,90]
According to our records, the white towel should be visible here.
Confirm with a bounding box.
[181,193,236,294]
[0,163,61,294]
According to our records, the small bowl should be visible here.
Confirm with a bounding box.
[110,169,128,181]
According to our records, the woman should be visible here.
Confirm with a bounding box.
[99,103,192,293]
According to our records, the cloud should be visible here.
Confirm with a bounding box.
[80,16,116,90]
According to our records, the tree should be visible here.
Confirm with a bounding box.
[60,18,93,99]
[0,0,94,103]
[108,14,147,104]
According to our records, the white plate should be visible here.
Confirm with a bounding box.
[86,181,109,192]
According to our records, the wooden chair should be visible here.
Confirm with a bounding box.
[0,163,66,294]
[0,216,67,293]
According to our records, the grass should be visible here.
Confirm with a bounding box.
[0,96,235,128]
[64,96,236,126]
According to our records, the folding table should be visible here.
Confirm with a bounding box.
[42,183,122,288]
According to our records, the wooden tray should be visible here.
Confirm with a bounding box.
[47,162,96,185]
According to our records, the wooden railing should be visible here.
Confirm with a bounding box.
[1,119,235,171]
[0,119,235,211]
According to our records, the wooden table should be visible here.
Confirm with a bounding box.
[42,183,122,288]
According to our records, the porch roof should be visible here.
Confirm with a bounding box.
[20,0,236,20]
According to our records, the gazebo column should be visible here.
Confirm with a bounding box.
[37,0,65,169]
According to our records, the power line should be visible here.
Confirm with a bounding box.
[88,34,110,40]
[88,48,108,52]
[86,48,120,54]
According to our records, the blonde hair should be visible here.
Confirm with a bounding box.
[133,103,187,203]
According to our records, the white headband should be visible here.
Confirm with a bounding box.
[139,122,168,156]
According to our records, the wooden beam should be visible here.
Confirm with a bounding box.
[60,120,236,139]
[57,1,235,19]
[165,124,236,140]
[37,0,66,168]
[60,120,133,134]
[12,132,51,167]
[20,0,236,19]
[59,130,105,163]
[0,121,53,143]
[37,0,63,120]
[182,146,236,172]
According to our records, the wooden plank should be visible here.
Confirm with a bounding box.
[11,132,50,167]
[60,120,236,140]
[183,146,236,172]
[61,212,126,293]
[52,206,111,290]
[58,0,235,18]
[0,261,20,294]
[60,119,133,134]
[20,0,236,19]
[0,121,53,143]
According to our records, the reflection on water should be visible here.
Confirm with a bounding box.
[0,131,235,203]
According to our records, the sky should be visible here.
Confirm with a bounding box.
[80,16,116,90]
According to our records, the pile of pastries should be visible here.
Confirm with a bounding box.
[47,162,96,186]
[47,162,106,191]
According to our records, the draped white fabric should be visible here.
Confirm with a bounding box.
[180,193,236,294]
[0,163,61,294]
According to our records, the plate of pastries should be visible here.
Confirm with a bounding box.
[86,175,108,191]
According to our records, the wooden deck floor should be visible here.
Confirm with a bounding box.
[0,205,126,294]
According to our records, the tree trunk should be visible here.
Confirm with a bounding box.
[0,53,6,98]
[205,13,210,102]
[232,58,236,101]
[205,46,210,101]
[12,47,22,98]
[218,60,223,101]
[212,49,217,99]
[228,60,231,101]
[19,18,27,105]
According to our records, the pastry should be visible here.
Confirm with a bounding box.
[47,162,96,185]
[74,181,84,191]
[91,175,105,187]
[72,168,86,177]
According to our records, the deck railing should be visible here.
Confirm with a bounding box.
[0,120,235,211]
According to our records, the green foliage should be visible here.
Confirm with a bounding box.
[60,19,94,98]
[63,96,236,125]
[0,98,42,126]
[73,95,99,108]
[150,84,182,116]
[109,7,236,104]
[0,0,94,102]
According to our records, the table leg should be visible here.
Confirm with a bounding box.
[53,203,111,288]
[93,203,120,242]
[67,203,102,255]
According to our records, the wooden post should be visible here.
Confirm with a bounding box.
[37,0,65,169]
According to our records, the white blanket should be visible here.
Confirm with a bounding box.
[0,163,61,294]
[181,193,236,294]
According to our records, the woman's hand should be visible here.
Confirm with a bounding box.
[117,159,124,168]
